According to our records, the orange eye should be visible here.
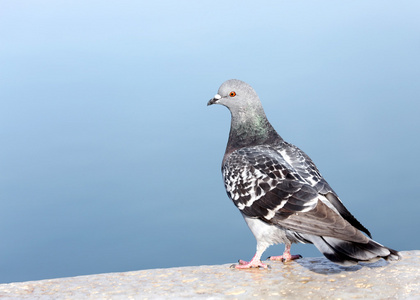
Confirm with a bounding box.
[229,91,236,97]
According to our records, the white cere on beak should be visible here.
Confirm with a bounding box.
[214,94,221,100]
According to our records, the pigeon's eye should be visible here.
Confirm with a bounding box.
[229,91,236,97]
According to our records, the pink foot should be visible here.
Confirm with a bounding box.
[268,254,302,262]
[269,244,302,262]
[231,258,270,269]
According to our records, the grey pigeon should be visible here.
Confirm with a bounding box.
[207,79,400,268]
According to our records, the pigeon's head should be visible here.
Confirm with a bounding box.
[207,79,263,113]
[208,79,278,146]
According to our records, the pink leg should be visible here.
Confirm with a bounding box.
[268,244,302,262]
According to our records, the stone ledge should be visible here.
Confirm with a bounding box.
[0,251,419,299]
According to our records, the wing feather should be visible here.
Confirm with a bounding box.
[275,143,372,237]
[222,145,369,243]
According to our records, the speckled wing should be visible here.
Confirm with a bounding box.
[272,142,331,193]
[222,145,369,243]
[273,142,372,237]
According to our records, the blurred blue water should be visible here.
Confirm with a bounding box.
[1,1,419,283]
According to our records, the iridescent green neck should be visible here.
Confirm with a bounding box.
[225,106,282,155]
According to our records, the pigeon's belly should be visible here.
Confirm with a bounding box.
[243,215,290,247]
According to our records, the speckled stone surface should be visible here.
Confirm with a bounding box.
[0,251,419,299]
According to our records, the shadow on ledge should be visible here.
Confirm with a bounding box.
[295,255,390,275]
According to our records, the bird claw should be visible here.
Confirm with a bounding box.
[233,259,270,269]
[268,254,302,262]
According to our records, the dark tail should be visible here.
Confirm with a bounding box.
[306,235,401,266]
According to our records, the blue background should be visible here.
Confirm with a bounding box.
[1,1,419,283]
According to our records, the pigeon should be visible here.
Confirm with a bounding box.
[207,79,400,268]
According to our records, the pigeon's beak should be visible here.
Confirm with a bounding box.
[207,94,221,106]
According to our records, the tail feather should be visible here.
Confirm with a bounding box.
[305,234,401,266]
